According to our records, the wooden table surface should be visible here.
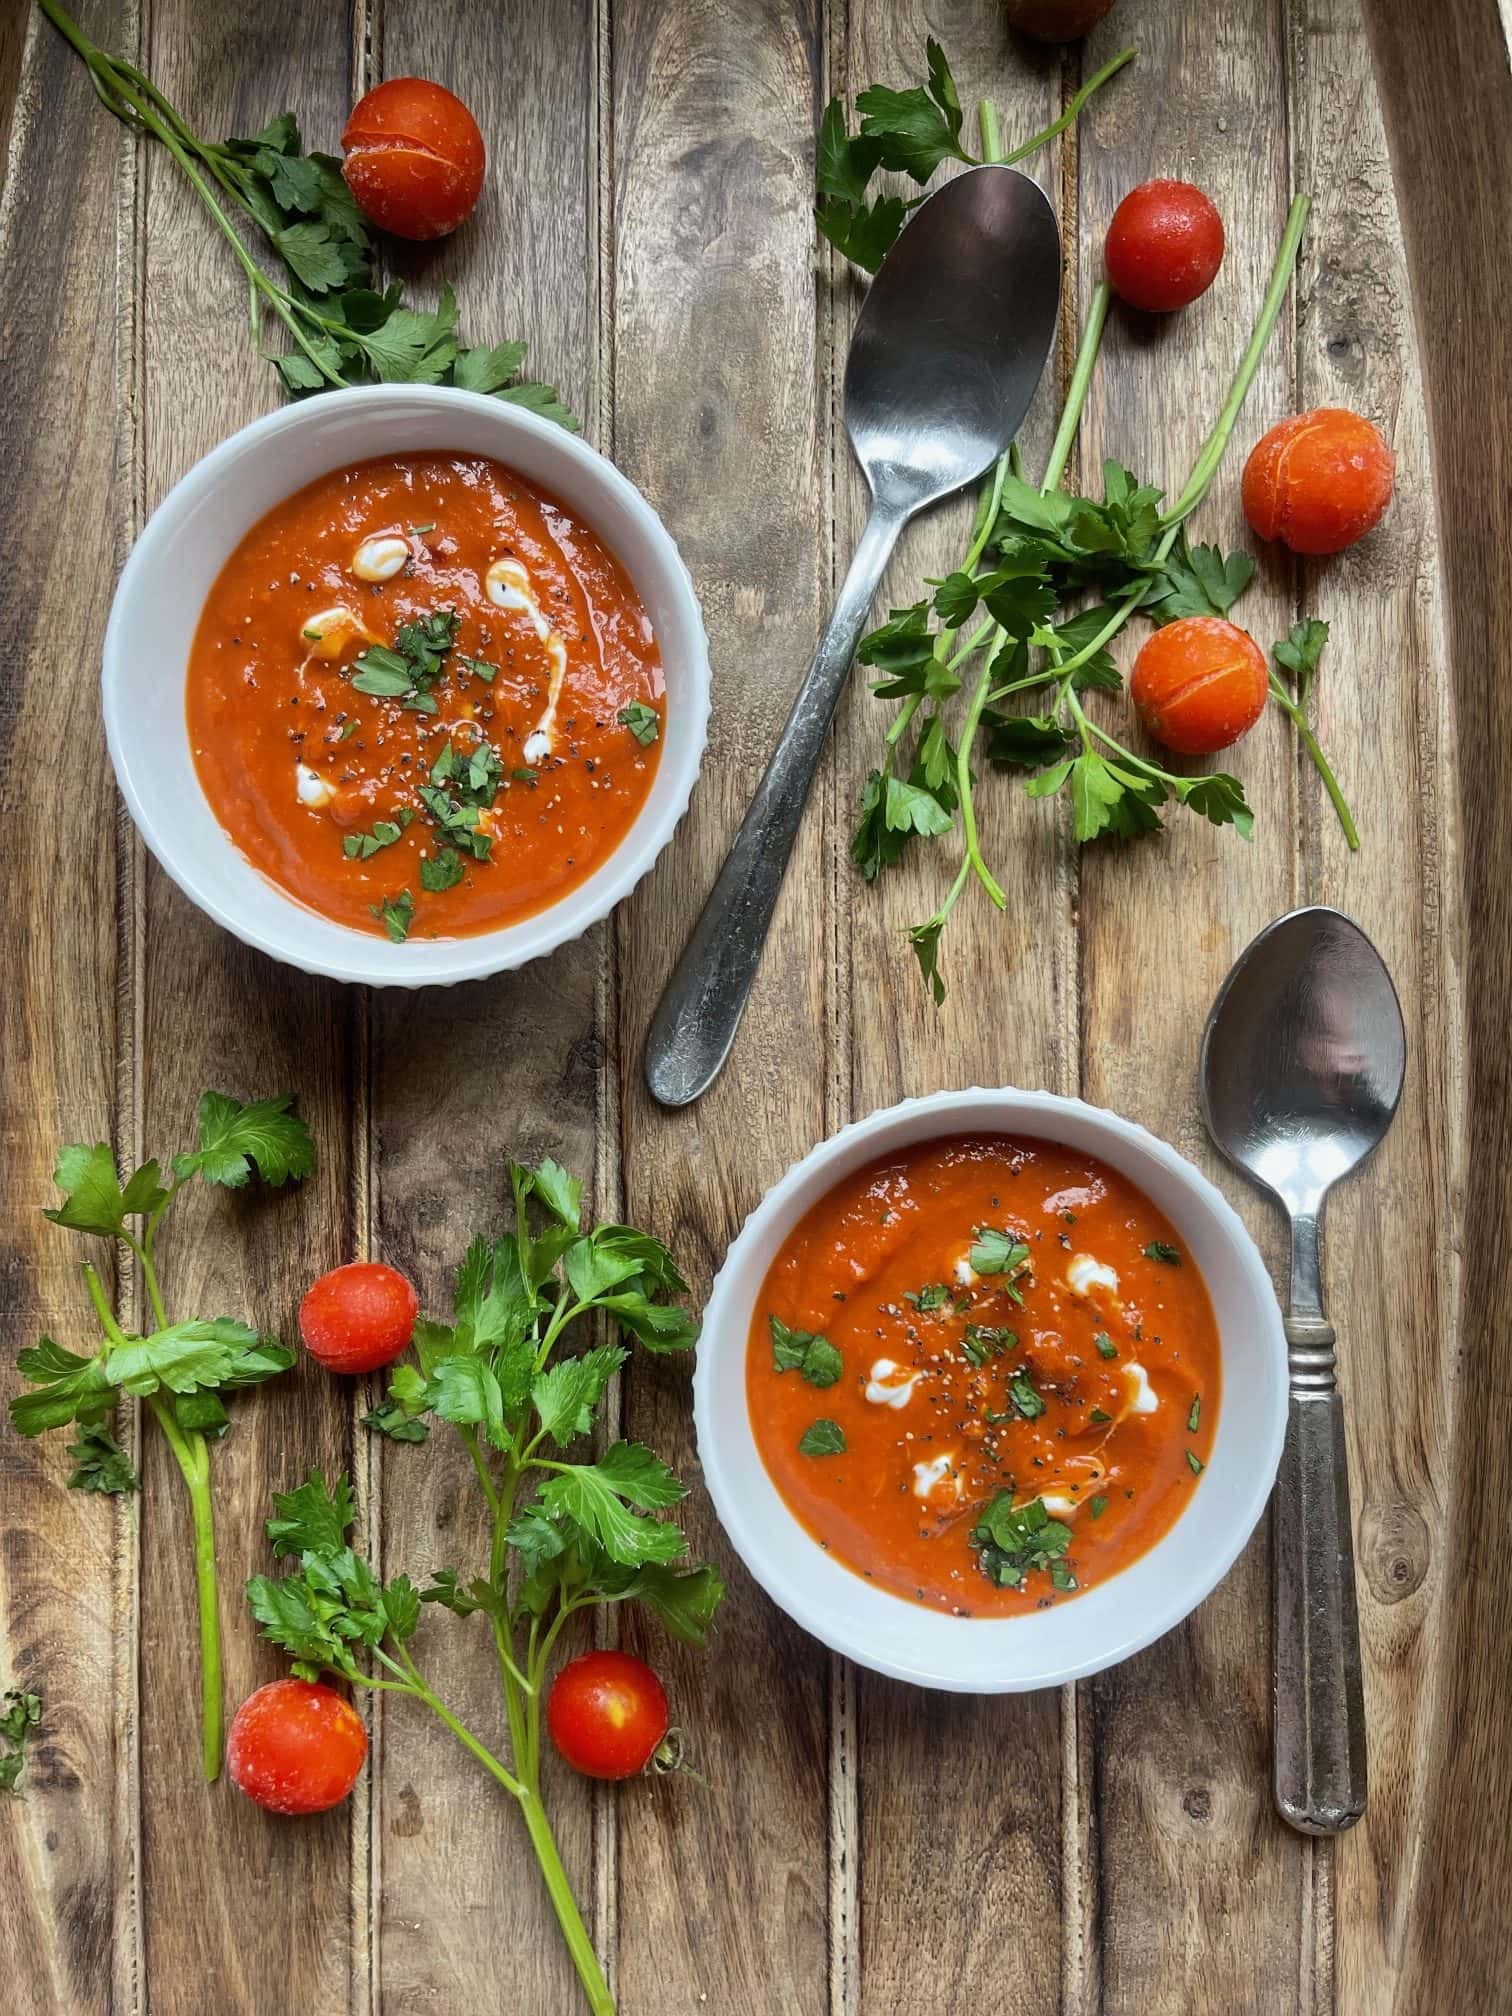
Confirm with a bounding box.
[5,1,1511,2011]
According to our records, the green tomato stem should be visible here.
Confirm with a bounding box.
[1004,47,1137,168]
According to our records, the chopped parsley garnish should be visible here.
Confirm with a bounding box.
[1008,1371,1045,1420]
[1186,1449,1205,1476]
[342,809,413,859]
[1049,1560,1078,1592]
[799,1419,846,1457]
[1094,1332,1117,1359]
[904,1282,949,1312]
[962,1324,1016,1367]
[618,701,659,746]
[971,1493,1073,1590]
[458,654,497,683]
[968,1229,1032,1300]
[419,848,464,893]
[1089,1494,1108,1519]
[1089,1407,1111,1424]
[351,607,461,715]
[1187,1393,1201,1433]
[769,1316,842,1389]
[1143,1241,1181,1265]
[371,891,415,943]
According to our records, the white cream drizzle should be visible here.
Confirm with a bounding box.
[486,555,569,761]
[295,762,335,809]
[1066,1252,1120,1299]
[911,1452,961,1503]
[864,1359,919,1410]
[350,534,410,583]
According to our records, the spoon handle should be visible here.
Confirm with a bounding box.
[1272,1315,1367,1834]
[644,497,907,1107]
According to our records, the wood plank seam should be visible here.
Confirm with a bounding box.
[112,0,147,2000]
[346,4,379,2002]
[824,5,860,2011]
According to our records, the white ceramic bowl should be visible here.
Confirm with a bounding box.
[695,1087,1287,1693]
[102,385,709,986]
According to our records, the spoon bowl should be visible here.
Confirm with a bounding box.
[1201,906,1406,1838]
[645,167,1062,1107]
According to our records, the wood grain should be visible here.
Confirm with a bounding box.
[2,0,1509,2008]
[0,7,131,2010]
[366,5,607,2012]
[827,11,1072,2012]
[611,3,833,2010]
[1358,2,1512,2010]
[133,5,360,2011]
[1075,3,1306,2009]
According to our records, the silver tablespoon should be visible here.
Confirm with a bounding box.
[1201,906,1406,1835]
[644,164,1062,1107]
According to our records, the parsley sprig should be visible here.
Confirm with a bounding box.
[971,1493,1075,1592]
[0,1688,42,1795]
[253,1158,719,2016]
[40,0,576,423]
[816,40,1136,272]
[8,1093,314,1779]
[845,129,1312,998]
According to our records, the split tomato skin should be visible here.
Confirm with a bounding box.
[341,78,484,241]
[1131,617,1269,756]
[1105,180,1225,313]
[228,1679,367,1816]
[547,1652,669,1782]
[1242,407,1395,555]
[299,1261,418,1375]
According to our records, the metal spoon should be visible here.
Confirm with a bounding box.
[644,165,1062,1107]
[1200,906,1405,1835]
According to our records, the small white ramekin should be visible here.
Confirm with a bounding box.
[103,384,709,986]
[695,1087,1286,1693]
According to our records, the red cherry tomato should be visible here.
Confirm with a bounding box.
[1242,407,1395,556]
[227,1678,367,1816]
[1002,0,1120,38]
[299,1261,418,1375]
[1105,180,1225,313]
[341,78,484,241]
[546,1652,669,1781]
[1130,616,1269,756]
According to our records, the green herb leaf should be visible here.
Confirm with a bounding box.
[1143,531,1256,624]
[1090,1494,1109,1518]
[10,1338,113,1435]
[66,1423,140,1494]
[798,1418,846,1457]
[1186,1449,1205,1476]
[420,847,464,893]
[537,1459,688,1567]
[43,1144,170,1238]
[1009,1372,1046,1420]
[968,1230,1031,1287]
[768,1316,843,1388]
[962,1325,1016,1367]
[532,1344,629,1447]
[173,1091,315,1188]
[596,1559,726,1646]
[856,39,970,183]
[265,1469,356,1558]
[617,701,659,746]
[1094,1332,1118,1360]
[1143,1241,1181,1265]
[0,1689,42,1795]
[971,1493,1072,1589]
[372,891,416,942]
[1187,1393,1201,1433]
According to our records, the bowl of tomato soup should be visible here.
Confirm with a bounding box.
[695,1089,1286,1692]
[103,386,709,984]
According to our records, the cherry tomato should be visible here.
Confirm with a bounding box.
[1105,180,1225,313]
[1241,407,1395,556]
[1003,0,1120,38]
[299,1261,418,1375]
[228,1678,367,1816]
[546,1652,669,1781]
[1130,616,1269,756]
[341,78,484,241]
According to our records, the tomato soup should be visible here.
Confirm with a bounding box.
[747,1135,1221,1616]
[186,453,663,941]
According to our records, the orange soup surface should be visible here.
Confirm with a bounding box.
[747,1134,1221,1616]
[187,453,663,941]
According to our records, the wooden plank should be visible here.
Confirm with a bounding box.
[0,7,132,2012]
[827,10,1072,2013]
[1286,5,1463,2008]
[610,2,833,2009]
[1357,1,1512,2008]
[133,8,360,2012]
[365,4,608,2012]
[1074,4,1307,2009]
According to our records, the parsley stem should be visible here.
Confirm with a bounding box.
[387,1648,527,1802]
[1042,282,1111,495]
[1268,674,1360,849]
[82,1261,129,1348]
[1003,47,1137,168]
[956,662,1007,908]
[978,99,1003,167]
[147,1397,222,1779]
[1160,194,1311,532]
